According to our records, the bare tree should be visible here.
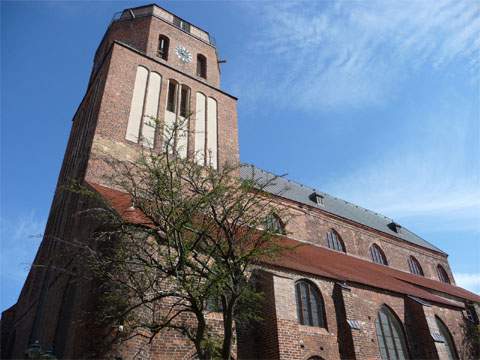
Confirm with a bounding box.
[69,116,291,359]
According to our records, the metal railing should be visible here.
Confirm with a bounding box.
[110,8,216,47]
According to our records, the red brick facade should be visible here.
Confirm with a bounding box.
[272,196,453,283]
[1,4,479,360]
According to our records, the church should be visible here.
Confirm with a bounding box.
[1,4,479,359]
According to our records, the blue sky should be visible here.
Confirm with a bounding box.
[1,0,479,311]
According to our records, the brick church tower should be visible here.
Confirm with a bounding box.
[2,4,480,360]
[1,4,239,359]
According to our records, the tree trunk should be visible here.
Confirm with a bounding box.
[221,301,235,360]
[195,313,210,360]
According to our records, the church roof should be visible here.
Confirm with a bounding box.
[87,181,479,305]
[239,164,445,254]
[263,236,480,306]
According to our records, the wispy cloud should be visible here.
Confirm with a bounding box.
[237,0,479,110]
[321,111,479,233]
[455,272,480,294]
[1,212,45,309]
[1,212,45,282]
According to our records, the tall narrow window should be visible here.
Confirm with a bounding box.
[369,244,388,265]
[437,265,450,284]
[167,80,178,113]
[206,97,218,169]
[125,66,161,147]
[126,66,148,142]
[435,316,458,360]
[326,229,345,252]
[375,305,408,360]
[158,35,169,60]
[164,80,189,158]
[177,85,191,158]
[197,54,207,79]
[179,85,190,118]
[408,256,424,276]
[295,280,326,328]
[141,71,161,148]
[194,92,207,165]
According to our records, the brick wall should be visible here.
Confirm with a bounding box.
[85,42,238,187]
[244,266,470,360]
[277,199,453,283]
[254,268,342,360]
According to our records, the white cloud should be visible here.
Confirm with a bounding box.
[318,103,479,233]
[0,212,45,281]
[323,150,480,222]
[237,0,479,110]
[454,273,480,294]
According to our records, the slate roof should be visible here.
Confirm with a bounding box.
[239,164,445,254]
[86,181,480,304]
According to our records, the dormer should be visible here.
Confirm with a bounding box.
[387,221,402,233]
[309,191,325,206]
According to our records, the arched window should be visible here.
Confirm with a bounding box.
[369,244,388,265]
[295,280,326,328]
[326,229,345,252]
[265,214,285,235]
[437,265,450,284]
[408,256,424,276]
[435,316,458,360]
[158,35,169,60]
[197,54,207,79]
[375,305,408,360]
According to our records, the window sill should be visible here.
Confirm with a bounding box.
[298,324,330,336]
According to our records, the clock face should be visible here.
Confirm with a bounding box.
[175,46,192,64]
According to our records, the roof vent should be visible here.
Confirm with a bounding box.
[387,221,402,233]
[309,191,324,206]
